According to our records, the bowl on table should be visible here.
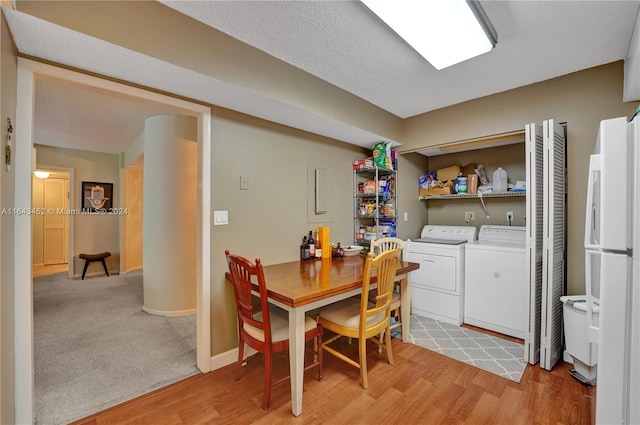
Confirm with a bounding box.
[342,246,363,256]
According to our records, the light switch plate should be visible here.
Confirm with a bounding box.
[214,210,228,225]
[240,176,248,190]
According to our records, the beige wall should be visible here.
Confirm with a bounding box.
[396,152,430,239]
[121,167,143,273]
[208,109,424,353]
[402,62,638,295]
[35,145,120,276]
[0,3,17,423]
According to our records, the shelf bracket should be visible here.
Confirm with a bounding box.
[478,192,490,218]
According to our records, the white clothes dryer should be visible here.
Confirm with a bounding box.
[405,225,477,325]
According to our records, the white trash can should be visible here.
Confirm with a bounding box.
[560,295,599,385]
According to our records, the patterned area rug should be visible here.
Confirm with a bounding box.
[404,314,526,383]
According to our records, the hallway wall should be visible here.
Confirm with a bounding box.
[121,167,143,273]
[35,145,120,276]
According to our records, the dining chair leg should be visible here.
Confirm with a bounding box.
[317,333,324,381]
[385,323,394,365]
[359,337,369,390]
[236,341,245,380]
[313,336,318,363]
[263,351,273,410]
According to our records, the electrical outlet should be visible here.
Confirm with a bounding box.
[506,211,514,222]
[465,211,475,221]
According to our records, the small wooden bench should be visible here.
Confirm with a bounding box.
[79,252,111,280]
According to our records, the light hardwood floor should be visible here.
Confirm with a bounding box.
[71,335,592,425]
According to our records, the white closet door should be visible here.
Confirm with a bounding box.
[540,119,566,370]
[525,123,544,365]
[43,177,69,265]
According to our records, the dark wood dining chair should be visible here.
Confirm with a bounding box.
[225,250,323,410]
[317,248,399,389]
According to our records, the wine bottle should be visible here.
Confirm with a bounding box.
[308,230,315,257]
[314,229,322,258]
[300,236,308,260]
[304,236,311,260]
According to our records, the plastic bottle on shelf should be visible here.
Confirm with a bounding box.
[492,167,508,193]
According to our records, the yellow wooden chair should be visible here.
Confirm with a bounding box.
[369,237,405,345]
[317,248,400,389]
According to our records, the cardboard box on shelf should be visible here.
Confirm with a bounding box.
[419,186,452,196]
[436,165,462,181]
[353,158,373,170]
[461,163,476,176]
[362,180,376,194]
[467,174,478,194]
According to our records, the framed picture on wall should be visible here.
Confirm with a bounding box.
[81,181,113,212]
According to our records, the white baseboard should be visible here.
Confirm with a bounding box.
[120,266,143,275]
[73,269,118,279]
[142,306,197,317]
[210,345,257,371]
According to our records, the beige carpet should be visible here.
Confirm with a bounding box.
[33,271,198,425]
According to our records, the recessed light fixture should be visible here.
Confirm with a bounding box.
[362,0,497,70]
[34,170,50,179]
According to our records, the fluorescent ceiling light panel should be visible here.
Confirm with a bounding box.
[362,0,497,70]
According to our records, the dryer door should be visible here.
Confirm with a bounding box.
[405,250,460,294]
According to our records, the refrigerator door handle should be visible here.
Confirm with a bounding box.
[585,154,602,249]
[585,251,600,343]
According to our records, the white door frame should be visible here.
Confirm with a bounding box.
[14,58,212,423]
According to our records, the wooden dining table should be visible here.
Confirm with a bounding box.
[257,254,419,416]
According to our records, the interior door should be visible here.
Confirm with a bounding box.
[540,119,567,370]
[43,177,69,265]
[525,122,543,364]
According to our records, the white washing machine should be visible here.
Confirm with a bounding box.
[464,225,527,339]
[405,225,477,325]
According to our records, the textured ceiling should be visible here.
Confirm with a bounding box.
[5,1,640,155]
[34,76,185,154]
[162,0,640,118]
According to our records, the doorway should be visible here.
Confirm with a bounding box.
[14,59,212,423]
[32,169,72,277]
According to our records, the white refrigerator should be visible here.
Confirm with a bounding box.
[585,116,640,425]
